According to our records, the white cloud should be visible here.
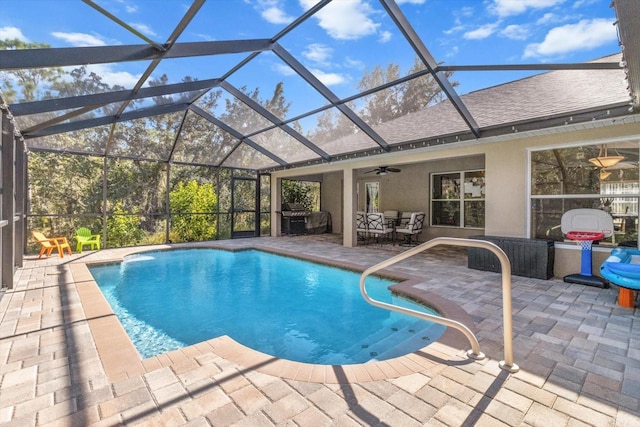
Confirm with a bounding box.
[344,57,365,70]
[300,0,379,40]
[125,5,138,13]
[194,33,214,41]
[261,6,295,24]
[490,0,566,18]
[537,13,557,25]
[573,0,598,7]
[51,32,106,47]
[464,23,500,40]
[397,0,426,4]
[59,64,141,89]
[379,30,392,43]
[445,45,459,58]
[500,24,530,40]
[273,62,296,76]
[523,18,617,58]
[310,68,347,86]
[303,43,333,65]
[130,23,157,37]
[0,26,29,42]
[444,24,465,35]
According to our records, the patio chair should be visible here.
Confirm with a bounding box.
[366,212,393,244]
[75,227,101,253]
[398,212,413,227]
[32,231,72,258]
[395,212,425,246]
[356,211,368,243]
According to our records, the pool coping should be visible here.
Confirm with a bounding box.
[71,243,477,384]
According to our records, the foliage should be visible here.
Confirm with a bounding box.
[0,39,63,103]
[282,180,320,211]
[107,202,144,247]
[169,180,218,242]
[9,36,454,249]
[357,56,458,125]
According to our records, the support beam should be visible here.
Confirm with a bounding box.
[220,81,332,161]
[272,43,390,151]
[82,0,167,51]
[24,103,190,138]
[189,105,288,167]
[9,78,222,116]
[271,177,283,237]
[1,106,16,289]
[0,40,272,70]
[343,167,357,248]
[436,62,622,72]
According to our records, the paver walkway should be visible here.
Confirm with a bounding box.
[1,235,638,426]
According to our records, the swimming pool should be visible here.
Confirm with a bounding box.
[89,248,445,364]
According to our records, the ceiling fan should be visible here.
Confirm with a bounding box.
[364,166,402,176]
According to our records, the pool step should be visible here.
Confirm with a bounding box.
[368,322,446,361]
[341,318,445,362]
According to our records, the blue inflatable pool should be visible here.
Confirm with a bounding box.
[600,248,640,291]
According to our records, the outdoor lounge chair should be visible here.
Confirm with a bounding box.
[356,211,368,243]
[395,212,425,246]
[32,231,72,258]
[75,227,101,253]
[366,212,393,244]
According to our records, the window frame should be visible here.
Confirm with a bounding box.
[430,169,485,229]
[528,138,640,246]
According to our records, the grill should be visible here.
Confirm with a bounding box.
[281,203,310,235]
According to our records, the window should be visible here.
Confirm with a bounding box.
[530,141,640,245]
[365,182,380,213]
[431,170,485,228]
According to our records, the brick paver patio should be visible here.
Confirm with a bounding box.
[1,235,638,426]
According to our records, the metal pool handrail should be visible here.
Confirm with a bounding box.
[359,237,519,373]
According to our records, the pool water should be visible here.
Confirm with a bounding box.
[89,248,445,364]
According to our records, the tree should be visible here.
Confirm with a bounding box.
[356,56,459,124]
[0,39,63,103]
[357,63,402,125]
[107,202,144,247]
[170,180,218,242]
[282,180,319,212]
[400,57,457,115]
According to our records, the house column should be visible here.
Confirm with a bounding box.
[343,167,357,247]
[271,177,282,236]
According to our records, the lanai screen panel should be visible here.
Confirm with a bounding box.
[15,102,122,137]
[294,106,380,155]
[278,0,427,101]
[172,110,238,166]
[194,90,273,137]
[0,0,631,172]
[222,142,280,170]
[186,0,292,41]
[26,124,112,155]
[251,127,320,164]
[225,51,329,122]
[108,112,185,161]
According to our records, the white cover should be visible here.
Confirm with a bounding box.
[561,208,614,237]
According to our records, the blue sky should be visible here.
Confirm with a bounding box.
[1,0,621,103]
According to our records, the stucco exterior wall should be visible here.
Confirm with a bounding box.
[321,172,343,234]
[272,118,640,277]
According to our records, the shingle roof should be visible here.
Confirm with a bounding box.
[366,54,631,149]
